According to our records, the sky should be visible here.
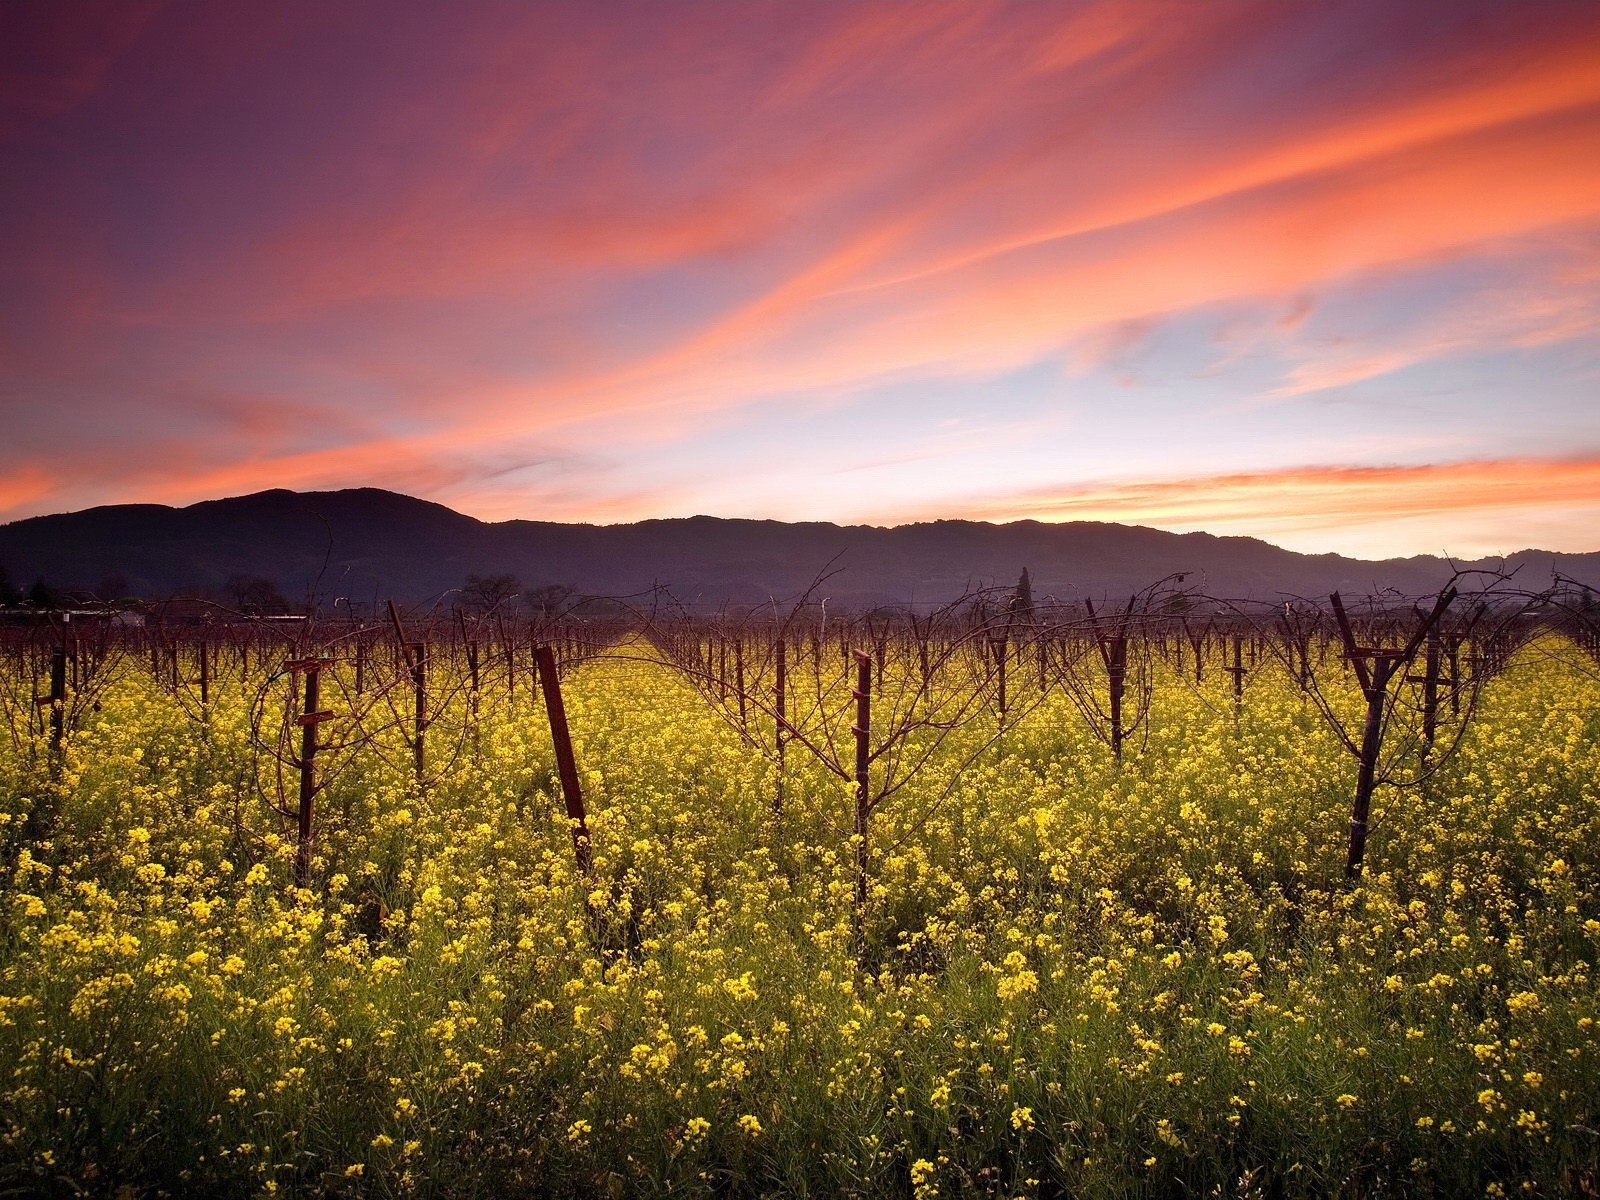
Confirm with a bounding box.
[2,0,1599,559]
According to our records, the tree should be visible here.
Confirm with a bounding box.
[1009,567,1034,622]
[461,573,522,614]
[226,573,290,615]
[27,578,60,610]
[525,583,574,618]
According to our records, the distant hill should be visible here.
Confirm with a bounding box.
[1,487,1595,610]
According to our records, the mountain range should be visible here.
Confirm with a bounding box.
[1,487,1594,611]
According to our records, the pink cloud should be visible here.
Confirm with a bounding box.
[3,0,1600,545]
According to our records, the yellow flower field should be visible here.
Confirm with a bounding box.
[1,635,1596,1197]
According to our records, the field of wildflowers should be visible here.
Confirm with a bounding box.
[1,634,1596,1197]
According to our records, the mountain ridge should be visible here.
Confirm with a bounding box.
[1,487,1595,609]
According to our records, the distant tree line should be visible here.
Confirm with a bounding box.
[0,562,585,618]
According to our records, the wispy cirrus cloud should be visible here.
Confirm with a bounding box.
[1,1,1599,556]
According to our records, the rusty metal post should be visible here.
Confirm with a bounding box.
[534,642,590,872]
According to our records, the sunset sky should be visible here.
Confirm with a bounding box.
[3,0,1599,558]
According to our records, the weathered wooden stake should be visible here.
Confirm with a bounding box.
[1108,636,1126,761]
[46,644,67,773]
[991,635,1008,722]
[197,639,210,710]
[734,638,747,727]
[852,649,872,908]
[534,642,590,872]
[411,642,427,781]
[296,661,321,885]
[387,601,428,784]
[1421,624,1441,748]
[774,637,787,816]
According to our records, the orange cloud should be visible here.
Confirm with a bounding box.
[422,22,1600,444]
[0,465,56,519]
[934,458,1600,552]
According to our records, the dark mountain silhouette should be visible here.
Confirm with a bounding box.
[1,487,1594,610]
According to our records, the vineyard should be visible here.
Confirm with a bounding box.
[1,578,1598,1198]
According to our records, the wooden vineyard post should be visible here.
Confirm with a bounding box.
[410,643,427,782]
[734,639,747,728]
[50,643,66,766]
[852,649,872,908]
[37,643,67,777]
[1228,633,1246,716]
[197,640,210,711]
[1108,635,1126,762]
[534,642,590,873]
[288,657,334,886]
[387,601,427,784]
[774,637,787,816]
[1446,635,1462,716]
[1417,623,1443,750]
[991,636,1008,723]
